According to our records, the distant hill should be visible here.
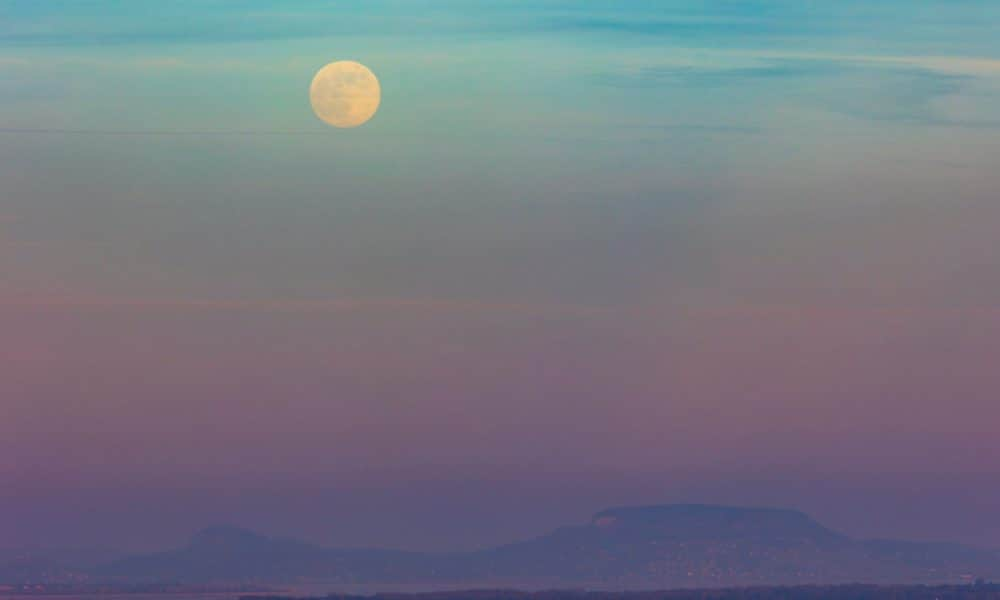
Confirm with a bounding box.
[29,505,1000,588]
[461,504,999,587]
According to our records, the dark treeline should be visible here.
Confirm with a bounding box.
[251,583,1000,600]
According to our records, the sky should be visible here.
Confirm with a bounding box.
[2,0,1000,553]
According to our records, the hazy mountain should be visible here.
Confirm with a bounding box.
[49,505,1000,588]
[462,505,998,587]
[459,505,853,584]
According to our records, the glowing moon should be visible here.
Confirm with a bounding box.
[309,61,381,129]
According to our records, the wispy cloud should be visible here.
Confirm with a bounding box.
[0,294,610,317]
[598,50,1000,129]
[0,127,332,137]
[596,60,842,89]
[750,52,1000,78]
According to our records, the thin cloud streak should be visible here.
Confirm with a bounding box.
[754,51,1000,77]
[0,128,332,137]
[0,294,612,317]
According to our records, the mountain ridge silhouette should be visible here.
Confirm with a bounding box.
[31,504,1000,588]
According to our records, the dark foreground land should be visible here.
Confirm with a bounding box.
[252,585,1000,600]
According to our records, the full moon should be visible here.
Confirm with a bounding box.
[309,61,381,129]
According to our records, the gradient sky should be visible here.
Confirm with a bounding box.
[2,1,1000,553]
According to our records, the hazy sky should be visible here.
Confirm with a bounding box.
[3,1,1000,552]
